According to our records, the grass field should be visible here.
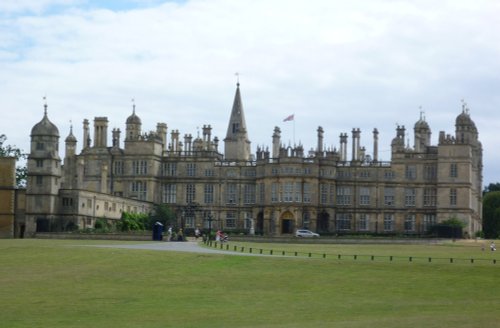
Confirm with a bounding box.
[1,239,499,328]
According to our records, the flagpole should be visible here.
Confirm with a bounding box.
[283,114,295,145]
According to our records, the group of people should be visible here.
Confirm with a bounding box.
[165,227,202,241]
[163,226,230,242]
[215,230,228,242]
[482,241,496,252]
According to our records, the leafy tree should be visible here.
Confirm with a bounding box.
[150,204,176,227]
[484,182,500,194]
[117,212,150,231]
[0,134,27,187]
[94,218,113,232]
[483,191,500,238]
[440,217,466,228]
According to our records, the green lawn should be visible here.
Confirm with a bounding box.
[207,239,499,264]
[1,239,499,328]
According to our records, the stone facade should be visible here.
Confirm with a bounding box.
[25,85,482,237]
[0,157,16,237]
[0,157,25,238]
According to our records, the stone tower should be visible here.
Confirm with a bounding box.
[125,103,142,141]
[414,112,431,152]
[63,125,78,189]
[224,83,251,161]
[26,102,61,234]
[436,102,483,235]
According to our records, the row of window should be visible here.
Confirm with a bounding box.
[99,161,461,181]
[33,159,59,169]
[163,183,257,205]
[161,182,458,207]
[335,213,437,232]
[161,163,256,178]
[409,164,458,179]
[266,164,457,180]
[62,197,138,213]
[33,176,59,186]
[183,211,437,232]
[183,211,254,229]
[35,141,59,151]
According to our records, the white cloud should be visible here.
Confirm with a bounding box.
[0,0,81,15]
[1,0,500,183]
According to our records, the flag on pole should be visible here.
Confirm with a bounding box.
[283,114,294,122]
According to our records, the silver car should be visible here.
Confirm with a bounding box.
[295,229,320,237]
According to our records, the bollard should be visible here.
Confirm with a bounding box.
[494,259,497,264]
[250,248,252,254]
[371,255,374,261]
[409,257,412,262]
[295,252,298,257]
[470,258,474,264]
[354,255,357,260]
[282,251,285,256]
[323,253,326,258]
[309,253,312,257]
[338,254,341,259]
[390,256,393,261]
[260,249,263,254]
[428,257,432,263]
[270,250,273,255]
[450,258,453,263]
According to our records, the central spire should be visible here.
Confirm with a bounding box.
[224,82,251,161]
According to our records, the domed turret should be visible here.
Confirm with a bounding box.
[455,111,477,131]
[126,110,142,125]
[65,124,77,158]
[455,101,478,144]
[31,104,59,137]
[414,111,431,152]
[65,125,77,143]
[125,100,142,141]
[414,118,430,130]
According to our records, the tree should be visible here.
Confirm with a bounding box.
[0,134,27,187]
[484,182,500,194]
[150,204,176,228]
[483,191,500,239]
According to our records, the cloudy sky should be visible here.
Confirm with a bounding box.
[1,0,499,184]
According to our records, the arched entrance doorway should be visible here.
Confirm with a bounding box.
[280,211,295,234]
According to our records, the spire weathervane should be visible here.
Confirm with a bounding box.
[43,95,48,115]
[235,72,240,86]
[132,98,136,113]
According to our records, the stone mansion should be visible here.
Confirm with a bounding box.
[24,83,483,237]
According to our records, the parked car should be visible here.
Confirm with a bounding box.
[295,229,320,238]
